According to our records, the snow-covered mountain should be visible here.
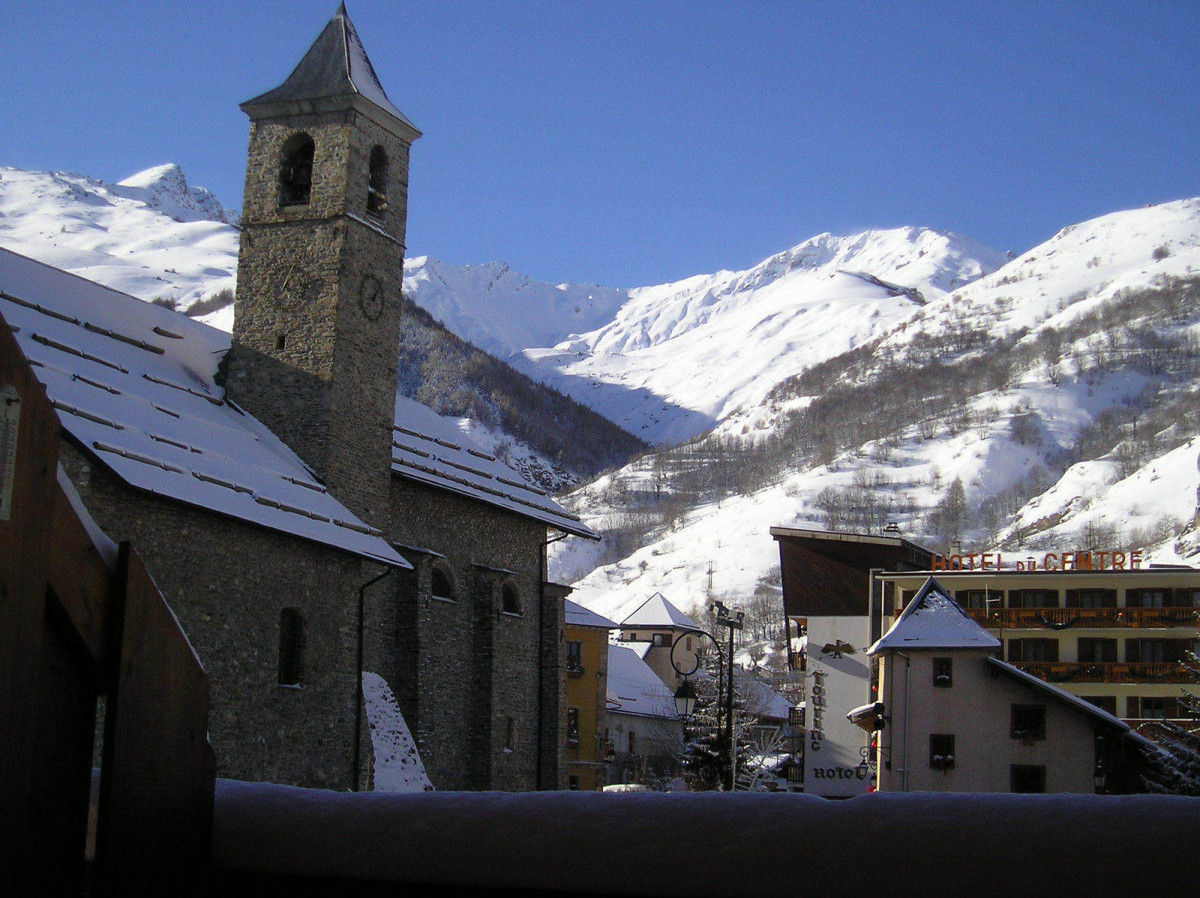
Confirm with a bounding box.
[0,164,640,488]
[6,160,1200,625]
[0,164,238,309]
[406,229,1009,445]
[554,199,1200,624]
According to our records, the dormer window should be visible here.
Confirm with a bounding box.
[280,133,315,206]
[367,145,388,218]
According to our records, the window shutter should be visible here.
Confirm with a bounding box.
[1064,590,1080,608]
[1008,639,1023,662]
[1126,589,1142,608]
[1046,640,1059,662]
[1125,639,1141,662]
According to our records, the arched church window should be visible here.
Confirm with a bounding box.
[502,582,522,616]
[278,607,306,686]
[367,145,389,218]
[279,133,315,207]
[431,564,456,601]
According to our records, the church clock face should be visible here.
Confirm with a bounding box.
[272,266,322,309]
[358,273,384,321]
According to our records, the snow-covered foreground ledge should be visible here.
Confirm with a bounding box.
[213,780,1195,893]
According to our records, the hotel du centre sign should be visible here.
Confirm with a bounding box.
[930,550,1146,572]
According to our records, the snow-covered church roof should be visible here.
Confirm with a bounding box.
[0,246,407,568]
[390,395,596,539]
[869,577,1001,653]
[620,592,700,630]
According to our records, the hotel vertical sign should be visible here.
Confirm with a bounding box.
[803,615,872,798]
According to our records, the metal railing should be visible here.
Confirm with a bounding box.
[1012,661,1191,684]
[967,607,1200,630]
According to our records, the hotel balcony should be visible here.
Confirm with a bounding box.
[1011,661,1192,685]
[967,607,1200,630]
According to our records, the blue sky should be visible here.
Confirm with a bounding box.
[2,1,1198,287]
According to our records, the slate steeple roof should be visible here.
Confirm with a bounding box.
[242,3,420,134]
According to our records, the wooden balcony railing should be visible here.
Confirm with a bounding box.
[1012,661,1191,684]
[967,607,1200,630]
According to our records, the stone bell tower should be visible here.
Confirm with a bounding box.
[228,3,420,525]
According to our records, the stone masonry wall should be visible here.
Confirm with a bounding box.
[378,476,561,791]
[59,439,379,790]
[229,106,412,527]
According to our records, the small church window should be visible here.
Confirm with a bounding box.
[502,582,521,615]
[431,565,455,601]
[367,145,389,218]
[280,133,315,207]
[278,607,306,686]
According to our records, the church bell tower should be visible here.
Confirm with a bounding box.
[228,3,420,525]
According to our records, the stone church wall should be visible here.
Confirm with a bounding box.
[379,477,563,791]
[58,439,375,790]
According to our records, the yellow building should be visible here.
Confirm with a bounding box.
[564,601,618,790]
[876,564,1200,726]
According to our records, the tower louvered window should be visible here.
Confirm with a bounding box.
[280,134,315,206]
[367,145,389,217]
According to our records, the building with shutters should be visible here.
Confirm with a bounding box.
[867,578,1151,794]
[875,565,1200,728]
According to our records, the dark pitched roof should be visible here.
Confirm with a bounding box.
[242,3,420,135]
[390,395,596,539]
[0,246,409,569]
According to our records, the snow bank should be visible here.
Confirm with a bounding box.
[213,783,1196,892]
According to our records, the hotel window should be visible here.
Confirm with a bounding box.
[1128,696,1177,719]
[567,708,580,746]
[1008,638,1058,662]
[1126,639,1189,663]
[1065,589,1117,609]
[956,590,990,609]
[933,657,953,687]
[1011,765,1046,793]
[1077,638,1117,663]
[1084,696,1118,714]
[1011,704,1046,741]
[929,734,955,770]
[1127,589,1169,608]
[1009,589,1058,609]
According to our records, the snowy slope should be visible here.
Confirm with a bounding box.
[558,199,1200,622]
[405,228,1007,446]
[0,165,238,309]
[401,256,628,359]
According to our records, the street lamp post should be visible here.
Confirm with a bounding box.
[669,601,744,792]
